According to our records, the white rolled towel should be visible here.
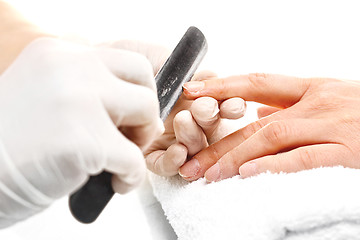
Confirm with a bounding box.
[150,166,360,240]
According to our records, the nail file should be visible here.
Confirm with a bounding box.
[69,26,208,224]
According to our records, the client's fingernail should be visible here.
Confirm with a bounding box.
[179,159,200,180]
[205,163,221,182]
[239,162,258,178]
[183,81,204,93]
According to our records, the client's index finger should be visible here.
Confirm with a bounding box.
[183,73,310,108]
[179,128,245,181]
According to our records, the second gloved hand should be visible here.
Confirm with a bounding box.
[0,38,163,228]
[145,71,246,177]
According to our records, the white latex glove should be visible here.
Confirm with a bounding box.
[0,37,163,228]
[99,40,179,240]
[96,39,171,75]
[145,71,247,177]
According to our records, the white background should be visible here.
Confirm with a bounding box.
[1,0,360,239]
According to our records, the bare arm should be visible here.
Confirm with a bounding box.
[0,1,52,73]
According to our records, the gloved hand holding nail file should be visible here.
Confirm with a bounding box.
[69,26,208,223]
[0,37,163,228]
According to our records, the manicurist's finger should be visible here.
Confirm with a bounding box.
[173,110,208,156]
[145,143,188,176]
[104,131,147,194]
[191,96,245,144]
[238,144,351,178]
[257,106,281,119]
[100,78,163,149]
[219,97,246,119]
[96,48,156,91]
[190,97,221,139]
[204,119,333,182]
[183,73,312,108]
[98,39,171,75]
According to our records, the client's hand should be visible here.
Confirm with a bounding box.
[180,73,360,182]
[145,71,246,176]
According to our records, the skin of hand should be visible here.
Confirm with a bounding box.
[179,73,360,182]
[0,37,163,228]
[144,71,246,177]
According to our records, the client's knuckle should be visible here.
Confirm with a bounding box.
[262,121,289,145]
[208,143,222,162]
[297,148,316,170]
[242,120,266,139]
[248,73,271,90]
[307,91,339,111]
[217,78,228,96]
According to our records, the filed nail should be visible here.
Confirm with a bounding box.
[179,159,200,180]
[205,163,221,182]
[239,162,258,178]
[183,81,204,93]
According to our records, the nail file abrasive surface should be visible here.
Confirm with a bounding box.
[69,26,208,224]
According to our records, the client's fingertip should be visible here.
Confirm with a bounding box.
[178,159,201,181]
[239,161,259,178]
[183,81,204,98]
[204,163,221,182]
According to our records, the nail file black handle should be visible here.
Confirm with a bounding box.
[69,26,208,224]
[69,171,113,223]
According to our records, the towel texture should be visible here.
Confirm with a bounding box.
[150,167,360,240]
